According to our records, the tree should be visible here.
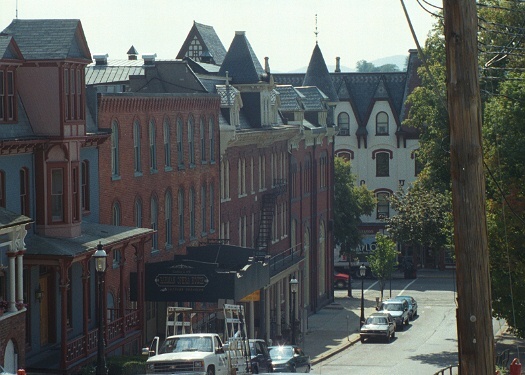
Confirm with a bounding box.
[366,234,398,301]
[333,157,375,296]
[386,182,453,268]
[355,60,400,73]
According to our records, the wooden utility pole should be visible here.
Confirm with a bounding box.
[443,1,495,374]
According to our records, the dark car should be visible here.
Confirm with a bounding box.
[249,339,273,374]
[268,345,311,373]
[394,295,418,320]
[360,312,396,343]
[334,272,350,289]
[377,299,409,330]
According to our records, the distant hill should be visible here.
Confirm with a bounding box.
[281,55,408,74]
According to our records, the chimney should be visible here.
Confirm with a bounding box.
[127,45,138,60]
[335,57,341,73]
[93,53,108,65]
[142,53,157,65]
[264,57,270,74]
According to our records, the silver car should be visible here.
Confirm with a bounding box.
[394,295,418,320]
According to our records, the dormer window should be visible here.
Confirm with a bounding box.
[376,111,389,135]
[338,112,350,135]
[0,69,16,122]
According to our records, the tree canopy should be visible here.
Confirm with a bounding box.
[355,60,401,73]
[367,234,398,301]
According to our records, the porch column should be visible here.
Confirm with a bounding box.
[16,251,24,305]
[249,301,254,339]
[264,287,270,343]
[59,261,71,372]
[284,277,290,328]
[7,252,16,312]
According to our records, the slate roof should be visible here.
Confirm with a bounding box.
[274,85,305,111]
[176,22,226,65]
[24,222,153,257]
[85,59,146,85]
[0,35,23,60]
[302,44,339,102]
[295,86,328,111]
[1,19,91,61]
[0,207,32,229]
[219,31,265,84]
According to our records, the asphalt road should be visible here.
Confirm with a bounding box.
[312,276,459,375]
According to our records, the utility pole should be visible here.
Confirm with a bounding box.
[443,1,495,374]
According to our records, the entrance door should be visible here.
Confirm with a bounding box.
[39,277,49,346]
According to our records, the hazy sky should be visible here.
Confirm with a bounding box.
[0,0,440,72]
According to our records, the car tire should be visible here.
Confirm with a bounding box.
[392,330,396,339]
[360,336,366,343]
[206,366,215,375]
[405,317,409,325]
[252,365,259,374]
[305,365,311,373]
[386,333,391,343]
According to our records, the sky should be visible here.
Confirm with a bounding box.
[0,0,440,73]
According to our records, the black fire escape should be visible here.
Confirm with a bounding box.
[254,179,287,260]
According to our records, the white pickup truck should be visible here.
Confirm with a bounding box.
[143,333,250,375]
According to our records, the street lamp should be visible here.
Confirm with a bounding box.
[359,263,366,328]
[289,277,298,345]
[93,242,107,375]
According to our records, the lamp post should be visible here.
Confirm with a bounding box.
[93,242,107,375]
[359,263,366,328]
[289,277,298,345]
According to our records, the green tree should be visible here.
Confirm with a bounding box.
[355,60,400,73]
[333,157,375,296]
[366,234,398,301]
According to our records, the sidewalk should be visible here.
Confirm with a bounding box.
[301,269,525,373]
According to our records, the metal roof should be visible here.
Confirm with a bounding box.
[85,59,146,85]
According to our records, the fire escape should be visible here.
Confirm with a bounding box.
[254,179,287,260]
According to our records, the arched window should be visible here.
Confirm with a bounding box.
[135,198,142,227]
[200,117,207,162]
[178,189,185,242]
[20,167,30,216]
[151,196,158,250]
[112,201,121,226]
[376,191,391,219]
[164,118,171,168]
[318,221,326,296]
[376,152,390,177]
[209,184,215,231]
[81,161,89,212]
[337,112,350,135]
[177,117,184,166]
[133,120,141,173]
[376,112,389,135]
[189,188,196,238]
[188,116,195,166]
[209,117,215,163]
[111,120,119,176]
[165,191,172,247]
[149,119,157,171]
[201,185,207,234]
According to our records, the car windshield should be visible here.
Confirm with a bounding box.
[366,316,387,325]
[159,336,213,353]
[269,346,294,360]
[383,303,403,311]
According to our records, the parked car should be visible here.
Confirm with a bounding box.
[377,299,409,330]
[268,345,311,373]
[394,295,418,320]
[334,272,350,289]
[249,339,273,374]
[360,312,396,343]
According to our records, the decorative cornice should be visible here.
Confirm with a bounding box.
[98,95,220,114]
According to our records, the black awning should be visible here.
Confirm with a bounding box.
[134,244,270,302]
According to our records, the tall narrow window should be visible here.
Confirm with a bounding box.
[133,120,142,173]
[77,69,83,119]
[164,118,171,168]
[51,168,64,222]
[72,166,79,221]
[0,71,4,120]
[189,188,196,238]
[376,152,390,177]
[70,68,76,119]
[177,117,184,166]
[201,185,207,234]
[376,192,390,218]
[165,191,172,248]
[7,71,14,121]
[337,112,350,135]
[149,119,157,171]
[135,198,143,227]
[209,117,215,163]
[178,189,185,242]
[151,196,158,250]
[376,112,389,135]
[112,202,121,226]
[188,116,195,166]
[200,117,207,162]
[111,121,120,176]
[0,170,5,208]
[81,161,90,212]
[209,184,215,231]
[64,69,69,120]
[20,168,30,216]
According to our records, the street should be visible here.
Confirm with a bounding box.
[312,274,459,374]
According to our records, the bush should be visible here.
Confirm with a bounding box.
[107,356,147,375]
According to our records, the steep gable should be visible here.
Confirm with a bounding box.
[219,31,264,84]
[0,35,23,61]
[176,21,227,65]
[2,19,91,61]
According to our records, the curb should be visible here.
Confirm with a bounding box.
[311,334,361,365]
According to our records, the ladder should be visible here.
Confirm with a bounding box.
[223,304,250,374]
[165,306,193,338]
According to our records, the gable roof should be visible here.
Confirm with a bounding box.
[0,35,24,61]
[1,19,91,61]
[219,31,265,84]
[302,43,339,102]
[176,21,226,65]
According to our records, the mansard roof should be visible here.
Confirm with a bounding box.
[219,31,265,84]
[176,21,227,65]
[275,85,305,111]
[302,43,339,102]
[295,86,328,111]
[2,19,91,61]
